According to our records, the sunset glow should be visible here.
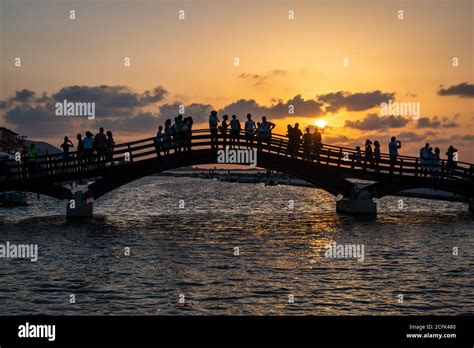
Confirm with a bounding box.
[0,0,472,160]
[315,120,328,129]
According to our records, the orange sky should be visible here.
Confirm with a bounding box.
[1,0,473,160]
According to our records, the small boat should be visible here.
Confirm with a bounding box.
[218,175,238,182]
[237,176,261,184]
[264,178,279,186]
[0,191,28,207]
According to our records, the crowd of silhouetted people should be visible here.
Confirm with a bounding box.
[155,115,194,155]
[0,111,462,181]
[60,127,116,171]
[206,112,275,149]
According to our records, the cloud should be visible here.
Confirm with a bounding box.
[141,86,168,103]
[459,134,474,141]
[323,135,352,143]
[317,90,395,112]
[11,89,36,102]
[2,85,168,137]
[1,85,216,138]
[158,102,213,124]
[398,131,425,142]
[219,94,324,119]
[97,112,160,134]
[344,113,410,130]
[51,85,167,117]
[4,104,77,137]
[438,82,474,98]
[238,69,286,86]
[416,116,459,128]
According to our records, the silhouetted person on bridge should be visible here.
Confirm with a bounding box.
[60,136,74,160]
[286,125,294,157]
[373,140,381,173]
[292,123,302,156]
[256,122,263,148]
[172,115,185,152]
[446,145,458,178]
[245,114,256,148]
[94,127,107,163]
[155,125,163,156]
[230,114,241,149]
[388,136,401,173]
[432,147,441,178]
[311,127,322,160]
[83,131,95,168]
[302,128,312,160]
[163,119,172,155]
[426,147,434,174]
[419,143,430,176]
[219,114,229,148]
[364,139,373,169]
[60,136,74,173]
[106,131,115,165]
[261,116,276,148]
[76,133,84,171]
[184,116,193,151]
[76,134,83,156]
[209,111,219,149]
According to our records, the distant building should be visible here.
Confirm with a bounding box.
[0,127,24,153]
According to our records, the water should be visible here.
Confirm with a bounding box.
[0,176,473,315]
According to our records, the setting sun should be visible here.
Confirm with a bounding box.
[315,119,328,129]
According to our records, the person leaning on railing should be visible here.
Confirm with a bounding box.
[260,116,276,147]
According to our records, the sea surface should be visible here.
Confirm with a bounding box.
[0,176,473,315]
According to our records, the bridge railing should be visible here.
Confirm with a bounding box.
[1,129,473,183]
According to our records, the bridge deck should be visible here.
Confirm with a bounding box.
[1,129,473,201]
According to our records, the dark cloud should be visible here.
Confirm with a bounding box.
[4,104,77,137]
[438,82,474,98]
[317,90,395,112]
[417,117,440,128]
[159,102,213,124]
[238,69,286,86]
[2,85,167,138]
[141,86,168,103]
[219,95,324,119]
[344,113,410,130]
[459,134,474,141]
[398,131,425,142]
[97,112,159,134]
[416,116,459,128]
[51,85,167,117]
[323,135,352,143]
[11,89,36,102]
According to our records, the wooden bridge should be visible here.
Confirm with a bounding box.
[1,129,473,216]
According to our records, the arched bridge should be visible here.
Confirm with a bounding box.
[1,129,473,216]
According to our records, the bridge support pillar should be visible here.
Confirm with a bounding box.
[336,190,377,216]
[66,191,93,218]
[469,198,474,214]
